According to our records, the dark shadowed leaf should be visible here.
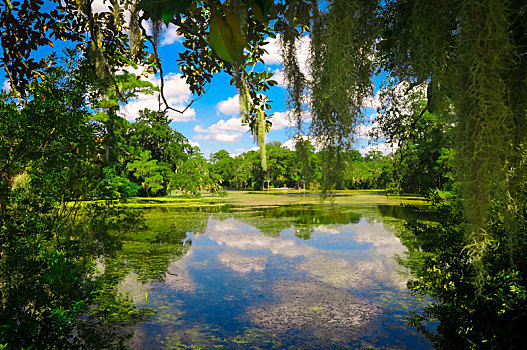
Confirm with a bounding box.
[208,10,246,63]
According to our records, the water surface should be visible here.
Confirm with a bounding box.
[108,201,430,349]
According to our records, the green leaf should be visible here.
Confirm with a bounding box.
[208,10,246,63]
[167,0,192,13]
[254,0,272,16]
[162,12,173,25]
[251,0,272,23]
[136,0,155,11]
[138,0,191,23]
[251,4,265,23]
[163,0,192,24]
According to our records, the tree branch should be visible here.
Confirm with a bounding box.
[138,15,209,115]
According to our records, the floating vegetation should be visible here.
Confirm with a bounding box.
[94,193,433,349]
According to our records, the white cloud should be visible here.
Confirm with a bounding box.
[193,117,250,143]
[188,139,200,148]
[229,146,259,157]
[216,93,277,116]
[91,0,110,13]
[91,0,135,25]
[161,24,182,46]
[211,118,248,133]
[360,142,398,156]
[120,72,196,122]
[2,80,10,92]
[282,135,323,152]
[270,111,295,130]
[271,68,285,87]
[363,90,382,110]
[355,122,378,139]
[262,34,311,79]
[216,94,240,116]
[281,138,298,151]
[261,35,282,65]
[195,132,241,143]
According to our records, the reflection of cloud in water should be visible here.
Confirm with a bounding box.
[351,220,405,249]
[117,271,149,304]
[164,249,196,293]
[314,224,340,234]
[349,220,409,289]
[299,220,410,290]
[206,218,318,258]
[206,217,409,289]
[246,280,380,340]
[297,255,364,289]
[217,251,266,274]
[298,254,407,291]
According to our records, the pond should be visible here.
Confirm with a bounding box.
[103,194,432,349]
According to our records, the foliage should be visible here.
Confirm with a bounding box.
[380,0,527,271]
[342,150,391,190]
[207,141,395,191]
[0,58,145,349]
[126,149,167,196]
[403,194,527,349]
[374,86,455,195]
[209,150,235,188]
[110,108,222,197]
[171,147,221,197]
[99,165,141,200]
[294,139,320,189]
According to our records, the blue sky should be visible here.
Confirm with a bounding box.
[2,0,393,158]
[129,24,388,158]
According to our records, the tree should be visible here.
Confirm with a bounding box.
[373,87,455,195]
[126,149,166,196]
[124,108,196,195]
[209,149,235,188]
[295,139,320,190]
[171,147,220,197]
[0,60,144,348]
[230,153,254,189]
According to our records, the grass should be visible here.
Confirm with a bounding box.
[119,190,429,209]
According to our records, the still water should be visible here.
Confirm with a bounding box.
[107,202,431,349]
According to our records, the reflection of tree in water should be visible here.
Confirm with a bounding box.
[216,204,417,238]
[210,205,364,237]
[294,226,314,240]
[90,208,208,345]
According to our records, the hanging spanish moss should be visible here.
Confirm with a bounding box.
[79,0,111,81]
[455,0,513,281]
[230,0,267,171]
[279,0,309,131]
[308,0,378,191]
[256,109,267,170]
[383,0,526,285]
[150,17,164,49]
[128,0,143,60]
[234,68,266,170]
[237,75,251,119]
